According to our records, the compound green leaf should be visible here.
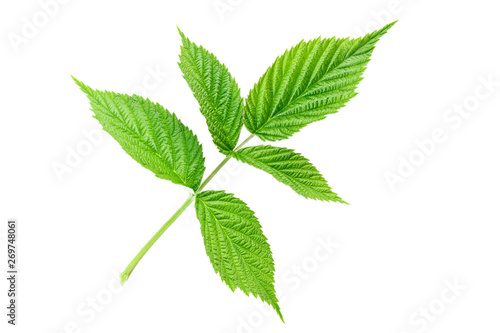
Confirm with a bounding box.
[74,78,205,191]
[233,145,346,202]
[244,22,395,141]
[195,190,283,321]
[178,29,244,153]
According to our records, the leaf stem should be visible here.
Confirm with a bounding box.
[235,134,255,150]
[196,135,255,193]
[196,156,231,194]
[119,193,195,284]
[119,133,255,284]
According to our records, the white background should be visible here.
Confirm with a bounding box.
[2,0,500,332]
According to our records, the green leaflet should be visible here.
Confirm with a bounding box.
[74,78,205,191]
[178,29,244,154]
[233,145,346,202]
[244,22,395,141]
[195,190,283,321]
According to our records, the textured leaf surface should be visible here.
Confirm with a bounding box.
[178,29,244,153]
[74,78,205,190]
[244,22,395,141]
[233,145,345,202]
[195,190,282,321]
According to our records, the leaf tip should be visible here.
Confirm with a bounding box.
[379,20,397,35]
[72,76,92,95]
[331,194,349,205]
[177,26,188,45]
[386,20,397,30]
[276,305,285,323]
[71,75,82,87]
